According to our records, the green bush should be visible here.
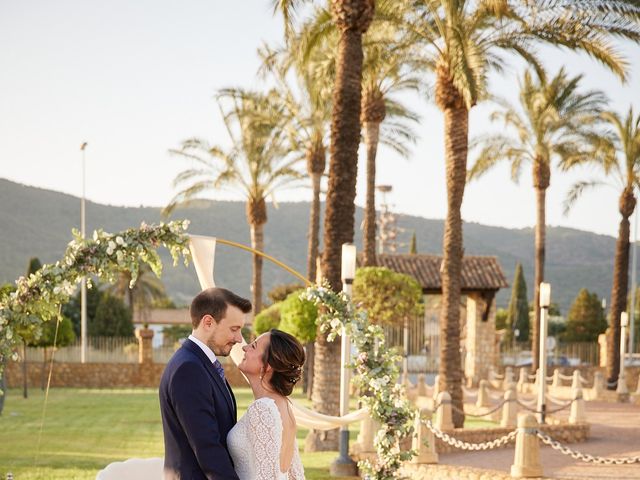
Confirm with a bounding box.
[352,267,423,326]
[253,302,282,335]
[279,290,317,343]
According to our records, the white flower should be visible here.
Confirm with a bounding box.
[106,240,117,255]
[115,236,126,246]
[182,219,190,230]
[93,231,98,241]
[116,250,124,262]
[330,318,342,329]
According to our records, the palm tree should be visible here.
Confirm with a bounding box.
[258,40,332,283]
[360,24,421,266]
[407,0,640,427]
[274,0,376,450]
[108,262,169,324]
[164,89,304,314]
[469,68,608,371]
[293,7,422,267]
[563,107,640,386]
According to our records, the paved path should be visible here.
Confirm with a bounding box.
[439,401,640,479]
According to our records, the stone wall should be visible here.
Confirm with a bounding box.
[401,464,554,480]
[4,359,248,389]
[464,293,498,385]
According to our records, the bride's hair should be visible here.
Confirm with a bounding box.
[262,329,305,396]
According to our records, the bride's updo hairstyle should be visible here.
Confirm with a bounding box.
[262,329,305,396]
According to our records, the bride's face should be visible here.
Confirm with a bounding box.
[239,332,270,377]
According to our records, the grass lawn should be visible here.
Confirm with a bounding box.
[0,387,496,479]
[0,387,361,480]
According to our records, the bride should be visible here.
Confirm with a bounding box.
[228,329,306,479]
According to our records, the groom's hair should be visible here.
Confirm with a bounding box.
[190,287,252,328]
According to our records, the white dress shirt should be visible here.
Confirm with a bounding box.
[188,334,218,364]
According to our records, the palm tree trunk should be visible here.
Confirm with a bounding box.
[321,26,364,289]
[249,223,264,315]
[312,0,373,450]
[532,186,547,373]
[304,342,315,399]
[607,188,635,386]
[362,120,380,266]
[531,156,550,373]
[436,70,467,428]
[307,172,322,282]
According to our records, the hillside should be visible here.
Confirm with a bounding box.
[0,178,628,312]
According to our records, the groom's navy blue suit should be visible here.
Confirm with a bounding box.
[160,338,239,480]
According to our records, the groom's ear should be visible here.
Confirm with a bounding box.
[201,314,214,328]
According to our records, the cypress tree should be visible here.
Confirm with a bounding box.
[409,232,417,254]
[506,263,529,345]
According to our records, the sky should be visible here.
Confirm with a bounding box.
[1,1,639,239]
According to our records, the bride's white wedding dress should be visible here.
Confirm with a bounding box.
[228,397,305,480]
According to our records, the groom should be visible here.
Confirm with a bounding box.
[160,287,252,480]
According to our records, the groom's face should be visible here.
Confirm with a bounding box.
[204,304,245,356]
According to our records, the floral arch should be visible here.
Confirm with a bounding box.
[0,221,415,479]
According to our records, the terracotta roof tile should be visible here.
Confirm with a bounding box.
[366,254,508,292]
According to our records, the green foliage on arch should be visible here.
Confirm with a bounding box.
[0,221,191,376]
[303,282,416,479]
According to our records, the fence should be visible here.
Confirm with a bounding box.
[500,342,600,367]
[21,337,178,364]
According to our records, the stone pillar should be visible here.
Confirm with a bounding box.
[417,374,427,397]
[517,367,528,393]
[464,292,497,385]
[503,366,515,390]
[432,374,440,401]
[136,328,154,364]
[571,370,581,389]
[476,379,491,408]
[592,371,605,399]
[353,415,377,457]
[412,408,438,464]
[569,387,586,424]
[598,333,608,368]
[501,389,518,428]
[551,369,561,388]
[510,413,543,478]
[435,391,454,431]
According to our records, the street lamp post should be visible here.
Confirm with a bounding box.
[330,243,358,477]
[80,142,88,364]
[617,312,629,399]
[537,282,551,424]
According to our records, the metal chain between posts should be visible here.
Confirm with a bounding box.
[451,399,507,418]
[516,398,573,415]
[536,431,640,465]
[423,419,517,451]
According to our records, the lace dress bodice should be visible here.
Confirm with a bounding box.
[227,397,305,480]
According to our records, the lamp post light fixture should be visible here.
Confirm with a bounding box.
[330,243,358,477]
[537,282,551,423]
[617,312,629,399]
[80,142,88,364]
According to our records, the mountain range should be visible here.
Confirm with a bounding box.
[0,177,631,313]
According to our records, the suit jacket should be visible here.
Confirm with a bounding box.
[160,339,239,480]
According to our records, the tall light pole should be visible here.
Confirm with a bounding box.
[537,282,551,424]
[330,243,357,477]
[80,142,88,363]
